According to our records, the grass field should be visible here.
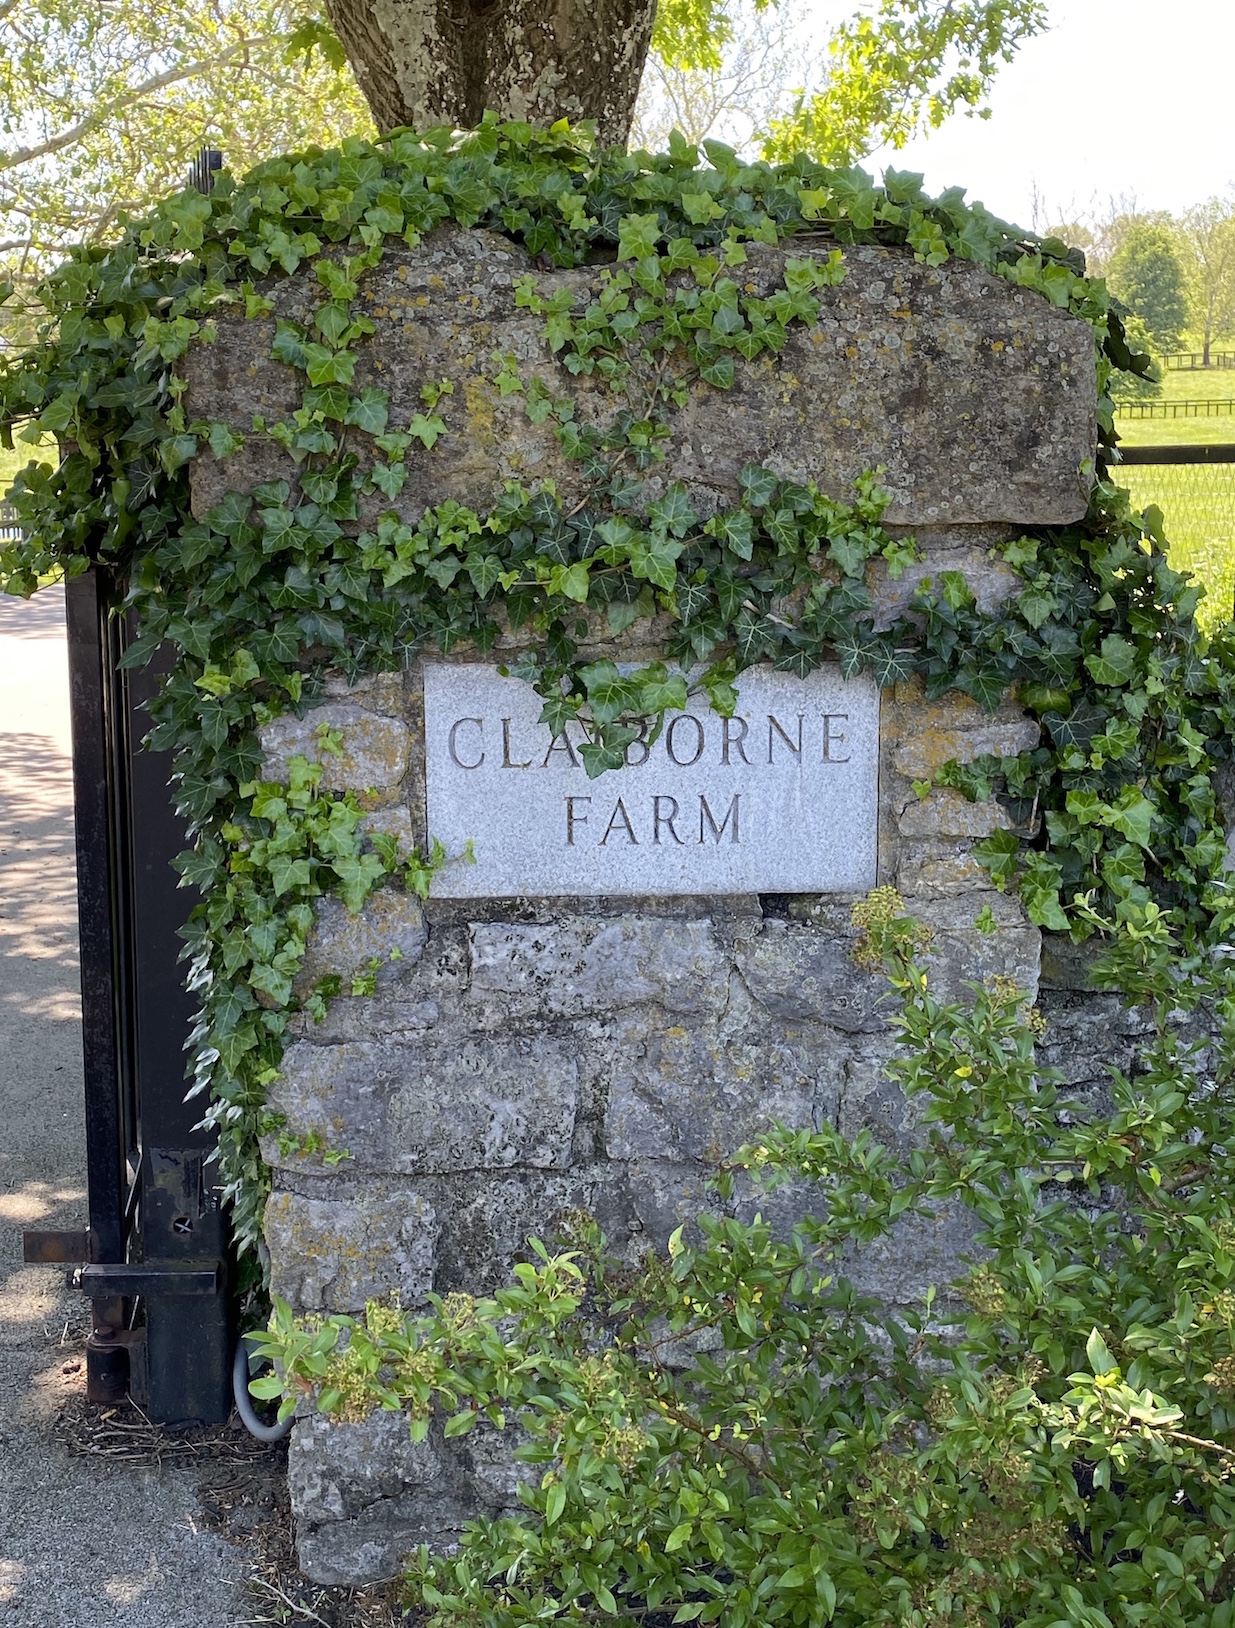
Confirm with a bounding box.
[1113,365,1235,632]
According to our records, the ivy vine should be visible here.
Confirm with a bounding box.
[1,116,1230,1259]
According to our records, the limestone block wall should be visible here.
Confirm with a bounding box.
[256,629,1044,1583]
[182,226,1101,1583]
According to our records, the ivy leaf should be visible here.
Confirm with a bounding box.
[408,411,447,448]
[467,554,503,596]
[698,356,735,389]
[345,388,391,435]
[733,608,772,665]
[551,562,591,601]
[617,212,661,261]
[629,534,683,591]
[828,532,870,577]
[271,321,307,369]
[580,659,637,723]
[1108,787,1156,850]
[331,852,386,913]
[1046,698,1107,751]
[863,640,917,688]
[639,666,688,712]
[738,464,778,508]
[647,484,697,536]
[303,384,351,422]
[705,511,754,561]
[774,644,819,679]
[1017,584,1057,629]
[578,738,629,777]
[674,580,711,623]
[369,461,406,499]
[973,828,1019,883]
[1085,634,1137,688]
[303,343,356,385]
[267,855,313,898]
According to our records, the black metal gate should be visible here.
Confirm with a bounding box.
[23,566,232,1424]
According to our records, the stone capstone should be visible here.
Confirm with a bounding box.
[185,230,1096,530]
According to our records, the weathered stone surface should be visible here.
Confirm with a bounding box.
[734,919,890,1030]
[872,536,1023,626]
[603,1006,843,1162]
[267,1034,579,1173]
[290,1408,446,1525]
[468,916,729,1017]
[290,1410,456,1583]
[358,803,417,854]
[321,670,408,714]
[264,1187,437,1313]
[891,715,1041,781]
[296,891,427,996]
[258,702,410,802]
[215,219,1107,1586]
[897,788,1014,838]
[844,1202,982,1306]
[923,924,1042,1003]
[897,845,998,897]
[186,232,1096,529]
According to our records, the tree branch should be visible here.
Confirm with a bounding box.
[0,35,276,173]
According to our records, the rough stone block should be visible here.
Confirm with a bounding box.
[842,1201,981,1306]
[910,889,1040,1001]
[891,716,1040,781]
[468,916,729,1017]
[872,537,1022,626]
[897,845,999,897]
[290,1409,455,1584]
[837,1047,917,1147]
[924,926,1042,1003]
[429,1169,604,1292]
[186,233,1096,530]
[268,1034,579,1173]
[296,891,427,996]
[258,702,410,802]
[623,1158,724,1252]
[897,788,1014,838]
[321,670,408,715]
[734,920,890,1031]
[358,803,417,854]
[603,1008,843,1162]
[264,1187,437,1313]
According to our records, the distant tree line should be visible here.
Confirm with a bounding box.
[1044,198,1235,372]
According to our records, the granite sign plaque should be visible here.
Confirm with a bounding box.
[423,664,879,898]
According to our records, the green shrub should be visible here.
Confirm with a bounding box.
[255,890,1235,1626]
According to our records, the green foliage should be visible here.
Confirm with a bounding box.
[0,115,1222,1257]
[1107,223,1191,357]
[253,891,1235,1626]
[183,747,449,1250]
[762,0,1048,165]
[0,0,372,276]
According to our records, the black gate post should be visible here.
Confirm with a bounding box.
[25,567,232,1423]
[124,643,233,1424]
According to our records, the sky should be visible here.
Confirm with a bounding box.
[855,0,1235,232]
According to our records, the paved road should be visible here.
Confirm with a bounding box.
[0,587,247,1626]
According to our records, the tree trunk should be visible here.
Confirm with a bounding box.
[325,0,657,148]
